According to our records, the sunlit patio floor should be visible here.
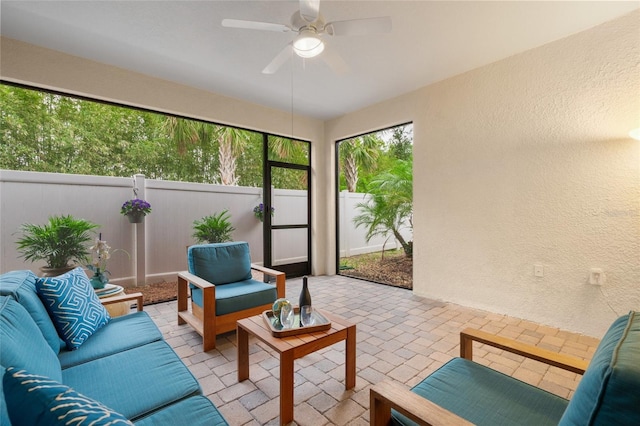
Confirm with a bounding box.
[144,275,600,425]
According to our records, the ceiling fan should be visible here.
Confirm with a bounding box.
[222,0,392,74]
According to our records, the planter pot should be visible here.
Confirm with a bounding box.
[90,274,108,289]
[127,212,145,223]
[40,266,75,277]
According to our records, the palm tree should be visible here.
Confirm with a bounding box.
[353,160,413,257]
[217,126,250,185]
[339,135,380,192]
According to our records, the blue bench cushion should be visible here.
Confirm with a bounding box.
[393,357,569,426]
[133,395,228,426]
[62,340,201,421]
[58,311,163,369]
[37,267,110,350]
[559,311,640,425]
[191,279,278,315]
[0,270,64,354]
[188,242,253,285]
[3,367,133,426]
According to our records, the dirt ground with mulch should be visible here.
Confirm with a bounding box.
[134,252,413,305]
[340,254,413,290]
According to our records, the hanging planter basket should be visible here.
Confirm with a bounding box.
[127,212,145,224]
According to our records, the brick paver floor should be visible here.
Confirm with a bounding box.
[144,275,600,425]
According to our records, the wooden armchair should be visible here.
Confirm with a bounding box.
[178,242,285,351]
[371,312,640,426]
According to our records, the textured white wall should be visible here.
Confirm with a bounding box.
[327,11,640,336]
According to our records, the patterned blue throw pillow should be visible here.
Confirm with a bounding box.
[3,367,133,426]
[36,267,110,350]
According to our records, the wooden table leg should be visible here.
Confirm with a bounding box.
[237,325,249,382]
[280,350,294,425]
[345,324,356,389]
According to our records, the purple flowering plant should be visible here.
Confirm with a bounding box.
[120,198,152,216]
[253,203,275,222]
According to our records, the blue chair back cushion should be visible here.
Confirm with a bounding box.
[559,311,640,425]
[0,270,64,354]
[3,367,133,426]
[188,242,253,285]
[36,267,110,350]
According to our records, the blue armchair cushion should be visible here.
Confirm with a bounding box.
[3,367,133,426]
[0,270,64,354]
[188,242,253,285]
[559,311,640,425]
[36,267,110,350]
[393,357,569,426]
[191,279,277,315]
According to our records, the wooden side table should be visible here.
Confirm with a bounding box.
[96,284,130,317]
[237,310,356,425]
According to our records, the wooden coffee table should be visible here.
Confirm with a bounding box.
[237,310,356,425]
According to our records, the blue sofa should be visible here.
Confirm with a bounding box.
[0,270,227,425]
[370,311,640,425]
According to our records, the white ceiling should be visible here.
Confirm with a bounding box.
[2,1,638,120]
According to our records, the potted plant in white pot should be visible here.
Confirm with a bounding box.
[16,215,99,276]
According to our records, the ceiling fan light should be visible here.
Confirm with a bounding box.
[293,30,324,58]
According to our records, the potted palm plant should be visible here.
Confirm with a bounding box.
[192,210,235,243]
[16,215,99,276]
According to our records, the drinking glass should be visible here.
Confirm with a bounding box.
[300,305,315,327]
[280,303,295,329]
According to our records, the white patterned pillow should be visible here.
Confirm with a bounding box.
[36,267,110,350]
[3,367,133,426]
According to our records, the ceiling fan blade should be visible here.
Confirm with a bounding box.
[326,16,392,36]
[299,0,321,23]
[320,47,349,75]
[262,44,293,74]
[222,19,291,33]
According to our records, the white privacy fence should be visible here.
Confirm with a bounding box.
[338,190,413,258]
[0,170,411,286]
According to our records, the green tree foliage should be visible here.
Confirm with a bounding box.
[337,124,413,193]
[0,84,308,190]
[338,134,380,192]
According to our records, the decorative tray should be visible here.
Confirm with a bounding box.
[262,307,331,337]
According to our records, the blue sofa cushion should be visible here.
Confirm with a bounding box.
[393,357,569,426]
[0,270,64,354]
[188,242,253,285]
[36,267,110,350]
[191,279,277,315]
[0,296,63,425]
[3,367,133,426]
[559,311,640,425]
[0,297,62,382]
[58,311,164,369]
[62,340,201,421]
[133,395,228,426]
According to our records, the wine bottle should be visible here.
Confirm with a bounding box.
[299,276,312,307]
